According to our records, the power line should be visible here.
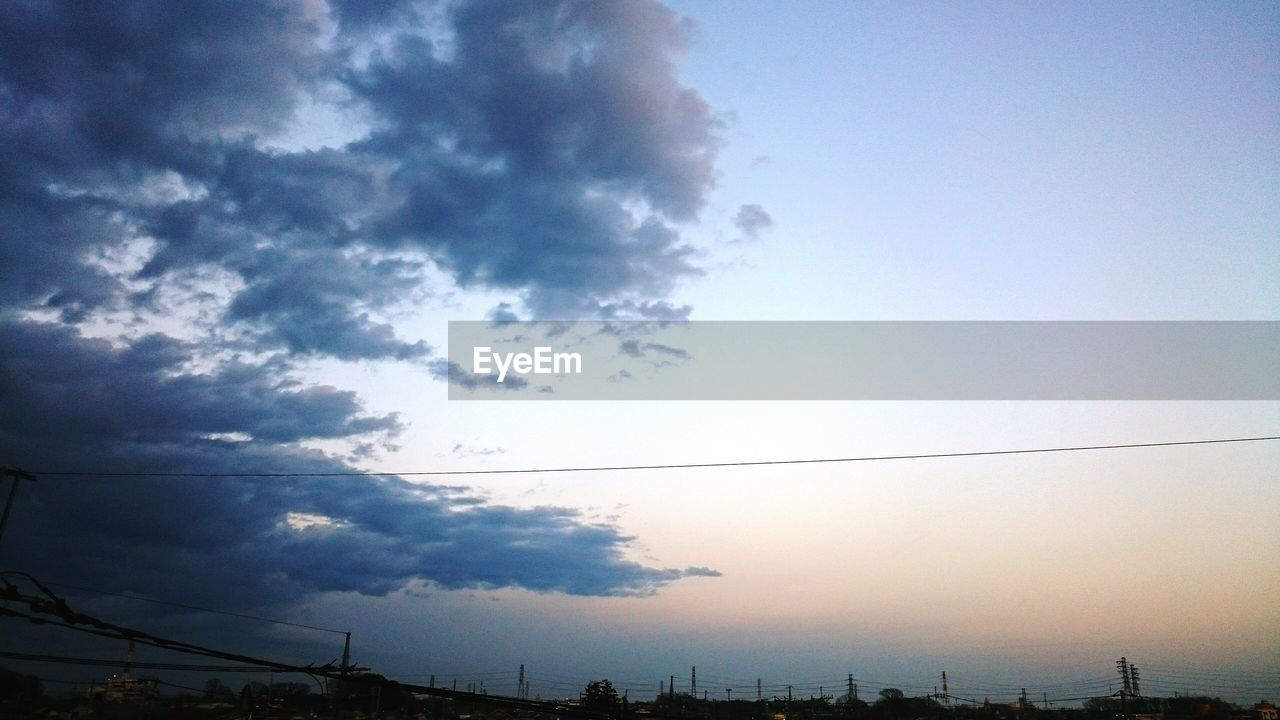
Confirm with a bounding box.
[0,574,674,720]
[0,650,281,674]
[6,573,1275,706]
[155,679,210,694]
[21,435,1280,478]
[1140,663,1280,679]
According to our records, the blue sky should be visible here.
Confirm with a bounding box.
[669,1,1278,321]
[0,0,1276,703]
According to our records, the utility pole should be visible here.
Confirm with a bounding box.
[692,667,697,699]
[1129,664,1140,697]
[0,468,36,552]
[941,672,949,707]
[341,632,351,675]
[726,689,732,702]
[661,680,665,697]
[518,664,526,699]
[335,631,351,711]
[671,675,676,698]
[848,675,854,705]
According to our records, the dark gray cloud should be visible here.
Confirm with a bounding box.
[224,247,431,361]
[428,359,530,391]
[619,339,646,358]
[0,322,709,607]
[617,339,692,361]
[0,322,400,448]
[2,0,719,353]
[733,203,773,239]
[17,472,701,604]
[643,342,692,360]
[343,0,719,316]
[487,302,521,323]
[0,0,722,618]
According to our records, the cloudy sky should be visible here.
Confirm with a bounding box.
[1,0,1277,704]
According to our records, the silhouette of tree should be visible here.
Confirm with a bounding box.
[349,673,415,714]
[583,679,620,710]
[873,688,906,720]
[240,681,268,699]
[0,665,42,699]
[203,678,234,699]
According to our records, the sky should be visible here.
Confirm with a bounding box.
[0,0,1277,705]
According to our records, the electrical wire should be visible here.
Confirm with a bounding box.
[42,579,347,635]
[0,650,286,674]
[6,572,1275,708]
[18,434,1280,478]
[0,571,673,719]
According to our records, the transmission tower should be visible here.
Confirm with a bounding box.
[1116,657,1132,696]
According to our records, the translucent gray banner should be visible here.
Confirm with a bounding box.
[446,321,1280,400]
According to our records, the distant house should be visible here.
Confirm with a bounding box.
[1254,701,1277,720]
